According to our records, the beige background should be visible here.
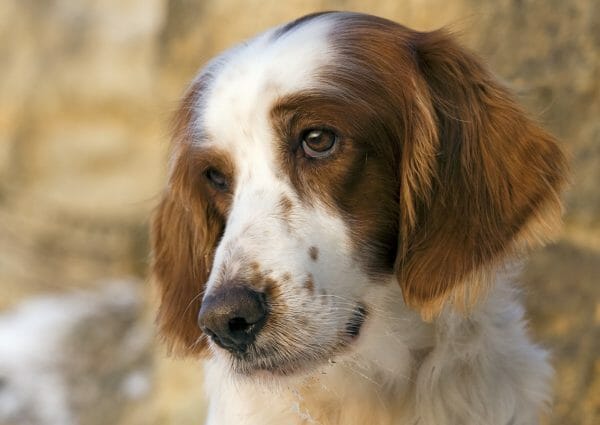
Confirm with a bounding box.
[0,1,598,424]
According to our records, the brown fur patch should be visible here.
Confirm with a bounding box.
[262,269,285,323]
[271,13,568,318]
[264,276,278,292]
[279,195,293,214]
[243,263,285,307]
[246,262,266,290]
[304,274,315,293]
[329,14,568,316]
[172,145,236,218]
[277,195,294,232]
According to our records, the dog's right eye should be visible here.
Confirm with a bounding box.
[300,128,338,159]
[205,168,229,192]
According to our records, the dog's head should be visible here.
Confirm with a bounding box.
[151,12,567,376]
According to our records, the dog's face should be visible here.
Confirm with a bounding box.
[152,13,566,377]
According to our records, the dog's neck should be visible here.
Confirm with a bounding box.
[204,347,416,425]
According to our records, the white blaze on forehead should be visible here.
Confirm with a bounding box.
[198,16,336,168]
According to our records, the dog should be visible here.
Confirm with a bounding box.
[151,12,567,425]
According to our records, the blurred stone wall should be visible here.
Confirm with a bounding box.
[0,1,598,424]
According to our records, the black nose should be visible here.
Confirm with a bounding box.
[198,286,268,354]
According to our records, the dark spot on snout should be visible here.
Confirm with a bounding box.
[308,246,319,261]
[264,276,278,292]
[278,195,293,221]
[304,274,315,293]
[277,195,296,234]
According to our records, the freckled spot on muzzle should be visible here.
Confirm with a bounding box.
[278,196,293,218]
[304,274,315,293]
[308,246,319,261]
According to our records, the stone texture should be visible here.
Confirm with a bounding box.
[523,242,600,425]
[0,281,151,425]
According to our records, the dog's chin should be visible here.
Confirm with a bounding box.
[226,343,344,380]
[221,305,368,379]
[229,352,318,378]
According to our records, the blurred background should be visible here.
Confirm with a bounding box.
[0,0,598,424]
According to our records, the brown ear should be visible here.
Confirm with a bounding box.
[151,79,220,356]
[151,191,209,355]
[397,29,568,318]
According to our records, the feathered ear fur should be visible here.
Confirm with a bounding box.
[151,81,221,356]
[396,29,568,319]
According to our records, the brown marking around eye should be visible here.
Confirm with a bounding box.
[270,91,400,279]
[308,246,319,261]
[173,145,237,219]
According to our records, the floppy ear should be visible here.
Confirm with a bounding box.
[396,29,568,318]
[152,191,210,355]
[151,81,221,356]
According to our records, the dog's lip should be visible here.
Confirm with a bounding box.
[345,303,367,339]
[229,350,308,376]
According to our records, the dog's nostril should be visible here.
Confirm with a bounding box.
[229,317,252,333]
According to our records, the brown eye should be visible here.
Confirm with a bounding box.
[205,168,228,192]
[301,128,337,158]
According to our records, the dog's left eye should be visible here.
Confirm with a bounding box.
[301,129,338,158]
[205,168,229,192]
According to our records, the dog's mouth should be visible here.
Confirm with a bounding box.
[224,303,368,377]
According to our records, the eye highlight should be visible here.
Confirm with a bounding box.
[205,168,229,192]
[300,128,338,158]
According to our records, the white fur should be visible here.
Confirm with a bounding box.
[202,278,551,425]
[190,14,552,425]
